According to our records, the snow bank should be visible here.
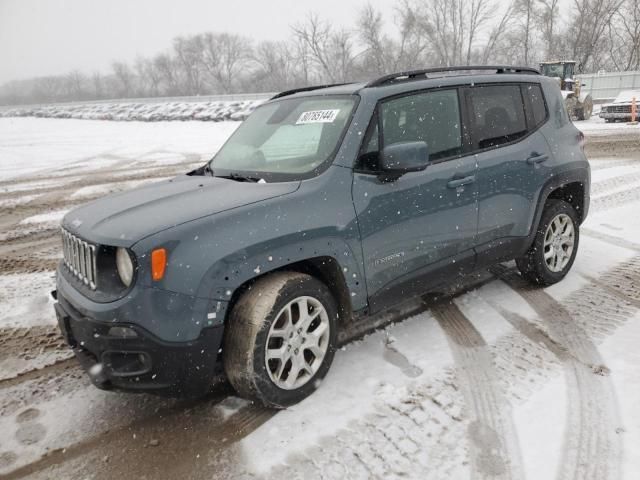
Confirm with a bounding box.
[0,99,265,123]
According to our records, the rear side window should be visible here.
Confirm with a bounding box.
[380,89,462,161]
[466,85,527,150]
[522,84,548,128]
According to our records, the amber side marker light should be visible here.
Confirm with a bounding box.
[151,248,167,281]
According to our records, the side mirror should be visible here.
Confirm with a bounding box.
[379,141,430,180]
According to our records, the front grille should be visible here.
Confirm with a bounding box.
[607,105,632,113]
[61,229,98,290]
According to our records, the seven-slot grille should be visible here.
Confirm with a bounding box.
[61,229,98,290]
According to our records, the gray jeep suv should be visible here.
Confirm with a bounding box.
[53,66,590,407]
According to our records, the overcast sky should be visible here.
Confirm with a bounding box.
[0,0,396,85]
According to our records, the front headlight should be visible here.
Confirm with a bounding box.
[116,247,134,287]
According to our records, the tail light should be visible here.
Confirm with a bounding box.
[578,131,585,151]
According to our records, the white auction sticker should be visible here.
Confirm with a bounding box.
[296,109,340,124]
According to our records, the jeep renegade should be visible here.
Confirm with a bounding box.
[53,66,590,407]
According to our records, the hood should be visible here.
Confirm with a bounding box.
[606,90,640,105]
[62,175,300,246]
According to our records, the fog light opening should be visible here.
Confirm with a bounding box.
[108,326,138,338]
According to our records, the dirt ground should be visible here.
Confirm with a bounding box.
[1,119,639,480]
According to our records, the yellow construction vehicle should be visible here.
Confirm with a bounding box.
[540,61,594,121]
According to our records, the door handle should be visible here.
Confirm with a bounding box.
[447,175,475,189]
[526,153,549,165]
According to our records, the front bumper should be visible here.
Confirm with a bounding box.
[53,290,225,396]
[599,111,639,120]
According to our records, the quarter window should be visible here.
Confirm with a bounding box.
[380,89,463,161]
[523,84,548,128]
[466,85,527,150]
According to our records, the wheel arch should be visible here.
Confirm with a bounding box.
[521,170,590,256]
[224,255,355,329]
[547,181,587,223]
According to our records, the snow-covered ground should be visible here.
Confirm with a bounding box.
[0,117,238,180]
[0,117,639,479]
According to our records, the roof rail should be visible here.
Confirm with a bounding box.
[366,65,540,88]
[270,83,352,100]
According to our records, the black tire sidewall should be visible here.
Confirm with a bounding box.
[251,276,338,408]
[528,200,580,284]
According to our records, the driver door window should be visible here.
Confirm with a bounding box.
[380,89,463,162]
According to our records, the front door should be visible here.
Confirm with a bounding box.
[352,88,478,313]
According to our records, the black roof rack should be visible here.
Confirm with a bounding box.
[366,65,540,88]
[270,83,352,100]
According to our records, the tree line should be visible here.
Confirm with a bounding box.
[1,0,639,105]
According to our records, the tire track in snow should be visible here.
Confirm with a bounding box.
[493,266,623,480]
[0,358,77,392]
[591,170,640,196]
[432,301,525,480]
[251,257,640,480]
[591,183,640,212]
[582,228,640,253]
[244,373,469,480]
[2,392,273,480]
[589,159,639,171]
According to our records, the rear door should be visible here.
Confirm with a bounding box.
[352,88,478,313]
[466,83,552,261]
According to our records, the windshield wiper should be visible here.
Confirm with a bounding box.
[217,173,264,183]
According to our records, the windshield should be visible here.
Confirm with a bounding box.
[541,64,563,78]
[209,95,357,181]
[541,63,574,79]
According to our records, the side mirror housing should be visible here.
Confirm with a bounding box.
[379,141,430,180]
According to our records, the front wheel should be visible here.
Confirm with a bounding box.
[516,200,580,286]
[223,272,337,408]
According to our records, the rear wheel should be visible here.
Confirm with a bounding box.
[223,272,337,408]
[516,200,579,285]
[578,96,594,120]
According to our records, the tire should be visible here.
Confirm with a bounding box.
[516,200,580,286]
[578,96,593,120]
[223,272,338,408]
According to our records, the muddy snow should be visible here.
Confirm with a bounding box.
[0,116,639,479]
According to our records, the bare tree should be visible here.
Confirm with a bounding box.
[135,57,162,97]
[414,0,494,66]
[173,35,206,95]
[466,0,495,64]
[608,0,640,70]
[154,53,180,95]
[394,0,428,70]
[480,2,517,64]
[91,72,105,99]
[252,41,299,91]
[292,14,356,83]
[567,0,625,71]
[32,76,63,103]
[357,4,392,75]
[202,33,252,93]
[514,0,538,64]
[538,0,561,58]
[63,70,86,100]
[112,61,134,98]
